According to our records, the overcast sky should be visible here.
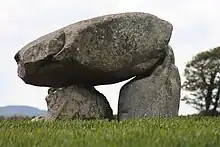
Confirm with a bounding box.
[1,0,220,115]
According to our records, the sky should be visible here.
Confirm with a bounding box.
[1,0,220,115]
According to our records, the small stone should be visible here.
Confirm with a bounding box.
[31,115,47,122]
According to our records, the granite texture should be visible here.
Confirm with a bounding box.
[44,85,113,121]
[117,46,181,120]
[14,12,173,87]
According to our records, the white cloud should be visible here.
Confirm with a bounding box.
[1,0,220,115]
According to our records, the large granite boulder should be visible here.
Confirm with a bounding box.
[43,85,113,121]
[14,12,173,87]
[117,46,181,120]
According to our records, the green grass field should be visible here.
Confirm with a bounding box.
[0,116,220,147]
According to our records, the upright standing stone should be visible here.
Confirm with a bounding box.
[44,85,113,121]
[118,46,181,120]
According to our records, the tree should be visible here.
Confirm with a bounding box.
[182,46,220,114]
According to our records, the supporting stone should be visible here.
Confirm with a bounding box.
[42,85,113,121]
[117,46,181,120]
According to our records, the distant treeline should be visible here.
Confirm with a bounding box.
[1,113,219,121]
[0,115,118,121]
[0,115,34,120]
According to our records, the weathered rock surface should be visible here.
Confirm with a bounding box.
[117,46,181,120]
[44,85,113,120]
[14,12,173,87]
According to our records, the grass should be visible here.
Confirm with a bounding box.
[0,116,220,147]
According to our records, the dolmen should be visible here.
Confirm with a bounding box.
[14,12,181,121]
